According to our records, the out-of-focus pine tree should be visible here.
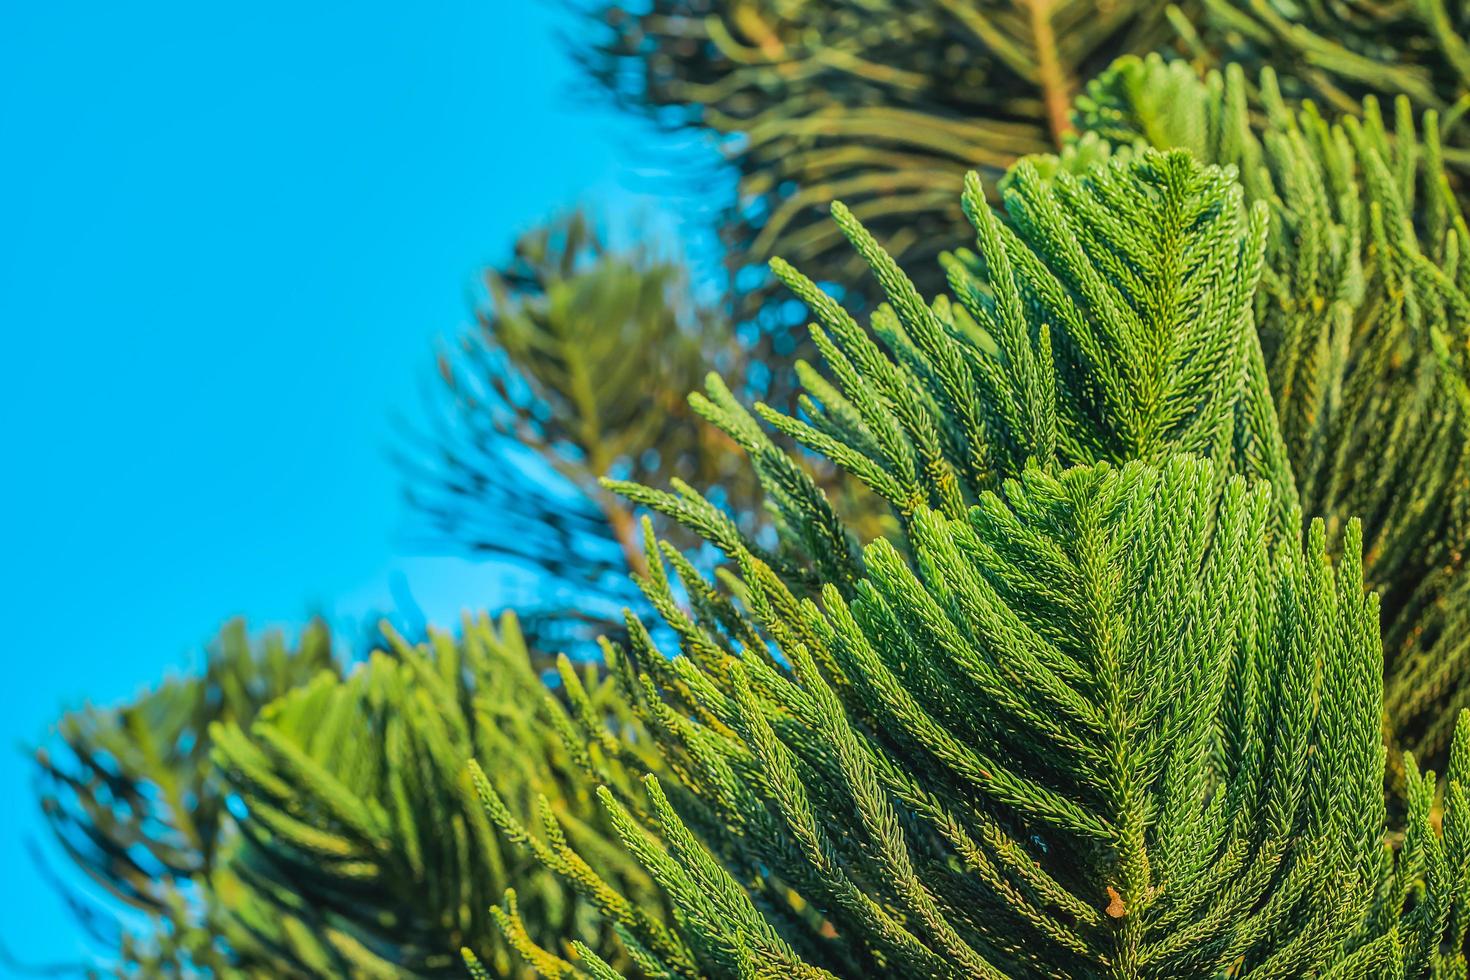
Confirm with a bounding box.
[397,212,749,648]
[35,616,672,977]
[33,621,336,975]
[399,210,893,649]
[575,0,1193,362]
[1184,0,1470,174]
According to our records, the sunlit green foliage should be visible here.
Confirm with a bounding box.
[37,617,672,978]
[1069,54,1470,772]
[479,146,1470,977]
[34,621,336,976]
[208,612,670,977]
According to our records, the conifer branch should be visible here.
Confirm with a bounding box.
[474,143,1470,978]
[1068,53,1470,772]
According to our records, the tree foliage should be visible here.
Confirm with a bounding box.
[35,616,671,977]
[407,0,1470,701]
[1070,54,1470,770]
[28,7,1470,979]
[403,209,892,649]
[207,613,670,977]
[33,620,336,975]
[403,0,1470,662]
[401,211,746,644]
[478,145,1470,978]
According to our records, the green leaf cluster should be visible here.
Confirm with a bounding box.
[37,616,673,978]
[205,613,670,977]
[34,620,335,976]
[402,211,747,640]
[1069,54,1470,771]
[475,138,1470,976]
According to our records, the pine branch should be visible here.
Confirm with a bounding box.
[475,125,1470,980]
[35,615,673,978]
[398,211,750,642]
[32,620,336,976]
[208,613,673,978]
[1068,53,1470,773]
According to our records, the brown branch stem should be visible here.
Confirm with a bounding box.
[1025,0,1075,146]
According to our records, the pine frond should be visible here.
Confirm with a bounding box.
[399,211,748,648]
[477,146,1470,977]
[1069,53,1470,772]
[32,620,335,975]
[208,613,672,977]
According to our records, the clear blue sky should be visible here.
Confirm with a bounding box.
[0,1,708,965]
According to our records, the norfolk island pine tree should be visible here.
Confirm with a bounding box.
[469,112,1470,979]
[20,5,1470,975]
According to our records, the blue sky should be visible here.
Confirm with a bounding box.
[0,1,710,965]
